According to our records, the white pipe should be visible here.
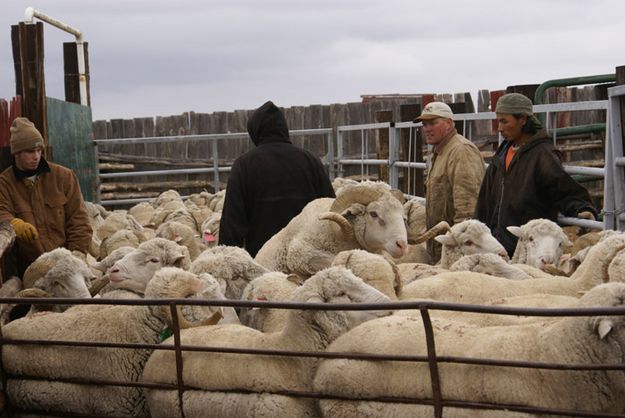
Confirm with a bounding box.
[23,6,88,106]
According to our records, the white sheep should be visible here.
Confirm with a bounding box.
[190,245,269,300]
[1,263,219,417]
[200,211,221,246]
[10,248,96,318]
[391,198,429,263]
[128,201,156,227]
[254,181,408,278]
[399,234,625,303]
[151,189,183,208]
[449,253,532,280]
[142,266,392,418]
[314,282,625,417]
[434,219,508,268]
[508,218,572,269]
[156,220,206,260]
[99,228,141,258]
[240,249,401,333]
[238,271,302,332]
[106,238,191,297]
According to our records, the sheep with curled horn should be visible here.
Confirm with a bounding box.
[254,181,410,278]
[1,266,220,417]
[8,248,97,319]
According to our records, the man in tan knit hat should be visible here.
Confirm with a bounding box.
[0,117,92,278]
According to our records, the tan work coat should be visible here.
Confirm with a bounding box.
[0,162,92,269]
[425,130,485,263]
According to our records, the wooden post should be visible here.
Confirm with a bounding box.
[63,42,90,106]
[11,22,48,149]
[376,110,393,183]
[400,103,423,196]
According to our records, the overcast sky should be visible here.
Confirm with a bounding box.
[1,1,624,121]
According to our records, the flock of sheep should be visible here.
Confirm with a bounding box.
[1,178,624,417]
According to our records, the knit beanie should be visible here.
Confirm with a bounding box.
[495,93,542,127]
[10,117,44,155]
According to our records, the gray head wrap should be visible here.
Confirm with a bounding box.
[495,93,542,128]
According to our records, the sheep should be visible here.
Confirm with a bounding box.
[208,189,226,212]
[508,218,572,269]
[331,177,358,194]
[391,198,429,263]
[200,211,222,246]
[313,282,625,417]
[151,189,183,208]
[106,238,191,297]
[0,276,22,325]
[254,181,409,278]
[95,211,146,243]
[398,234,625,303]
[99,228,141,258]
[141,266,392,418]
[13,248,96,317]
[449,253,532,281]
[238,271,302,332]
[190,245,269,300]
[128,201,156,227]
[331,249,402,300]
[1,264,219,417]
[185,191,213,208]
[548,229,622,276]
[156,220,206,260]
[240,250,401,333]
[434,219,508,268]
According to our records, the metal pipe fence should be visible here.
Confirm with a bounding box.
[1,296,624,417]
[93,100,618,232]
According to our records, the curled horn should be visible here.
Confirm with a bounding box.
[89,276,110,297]
[329,185,386,214]
[22,258,55,289]
[165,306,223,330]
[16,288,51,298]
[409,221,451,245]
[318,212,353,237]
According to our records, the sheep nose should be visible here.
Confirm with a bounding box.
[396,240,408,254]
[498,250,509,260]
[540,256,554,265]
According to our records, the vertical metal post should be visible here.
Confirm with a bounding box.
[388,124,399,189]
[337,129,345,179]
[419,307,443,418]
[169,302,187,418]
[325,131,335,180]
[212,138,220,192]
[608,85,625,231]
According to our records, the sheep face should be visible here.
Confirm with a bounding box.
[296,267,392,334]
[30,256,94,308]
[345,198,408,258]
[435,219,508,263]
[508,219,573,269]
[107,250,164,294]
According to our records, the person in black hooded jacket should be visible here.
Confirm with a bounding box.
[218,100,335,257]
[475,93,597,257]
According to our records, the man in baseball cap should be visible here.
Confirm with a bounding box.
[0,117,92,278]
[414,102,486,263]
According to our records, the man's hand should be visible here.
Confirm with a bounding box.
[577,211,596,221]
[10,218,39,241]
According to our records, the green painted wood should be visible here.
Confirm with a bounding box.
[46,97,96,202]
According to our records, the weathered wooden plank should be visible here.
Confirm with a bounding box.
[63,42,90,106]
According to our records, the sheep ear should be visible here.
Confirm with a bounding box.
[341,203,365,217]
[507,226,523,238]
[597,319,613,340]
[286,274,305,286]
[435,234,456,246]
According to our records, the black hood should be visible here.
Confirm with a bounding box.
[247,101,291,146]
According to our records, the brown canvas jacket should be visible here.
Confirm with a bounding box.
[425,130,485,262]
[0,161,92,267]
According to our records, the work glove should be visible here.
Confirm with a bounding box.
[577,211,596,221]
[10,218,39,241]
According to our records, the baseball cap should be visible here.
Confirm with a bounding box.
[413,102,454,122]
